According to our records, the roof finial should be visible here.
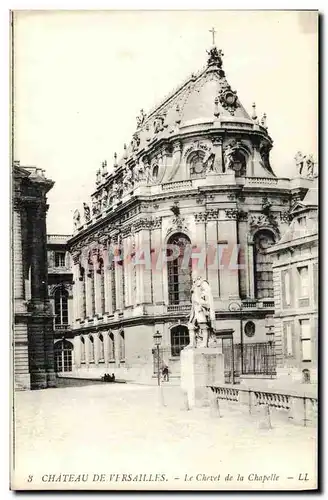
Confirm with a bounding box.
[261,113,267,129]
[252,102,257,121]
[101,160,108,176]
[209,27,217,46]
[123,143,128,160]
[113,152,118,168]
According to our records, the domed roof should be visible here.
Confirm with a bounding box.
[103,46,270,175]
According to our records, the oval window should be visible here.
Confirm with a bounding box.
[244,321,256,337]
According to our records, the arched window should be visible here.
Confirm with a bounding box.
[119,331,125,361]
[80,336,85,363]
[253,230,276,299]
[98,333,104,362]
[167,233,192,305]
[54,340,73,372]
[108,332,115,361]
[54,287,68,325]
[89,335,95,362]
[171,325,190,357]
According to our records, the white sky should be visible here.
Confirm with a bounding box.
[13,10,318,234]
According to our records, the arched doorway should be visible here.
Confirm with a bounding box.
[54,340,73,373]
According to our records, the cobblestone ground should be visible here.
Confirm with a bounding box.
[12,382,317,491]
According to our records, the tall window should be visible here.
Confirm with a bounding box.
[167,233,192,305]
[55,251,66,267]
[80,336,85,363]
[253,230,276,299]
[282,269,292,307]
[171,325,190,357]
[298,266,309,298]
[79,266,86,319]
[283,321,293,357]
[54,287,68,325]
[89,335,95,362]
[98,333,104,362]
[300,319,311,361]
[54,340,73,373]
[108,332,115,361]
[119,331,125,361]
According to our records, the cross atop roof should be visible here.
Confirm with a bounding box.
[209,27,217,46]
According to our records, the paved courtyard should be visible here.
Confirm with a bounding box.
[12,382,317,491]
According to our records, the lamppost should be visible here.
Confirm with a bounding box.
[228,301,244,379]
[265,315,275,378]
[153,330,162,387]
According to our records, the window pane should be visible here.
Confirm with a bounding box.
[300,319,311,339]
[298,267,309,298]
[301,338,311,361]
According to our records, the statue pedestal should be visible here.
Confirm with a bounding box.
[180,347,225,409]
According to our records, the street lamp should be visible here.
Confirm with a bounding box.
[153,330,162,387]
[265,315,275,378]
[228,301,244,380]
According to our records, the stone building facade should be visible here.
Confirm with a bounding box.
[47,235,74,373]
[268,177,318,385]
[13,162,56,390]
[67,46,312,382]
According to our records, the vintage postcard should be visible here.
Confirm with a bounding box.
[11,10,318,491]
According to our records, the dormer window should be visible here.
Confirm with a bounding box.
[55,251,66,267]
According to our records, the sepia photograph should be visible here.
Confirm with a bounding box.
[11,9,318,491]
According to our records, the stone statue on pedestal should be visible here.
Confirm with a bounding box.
[188,277,215,348]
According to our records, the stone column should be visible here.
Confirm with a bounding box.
[237,217,250,299]
[167,140,182,181]
[72,254,81,322]
[135,231,142,305]
[93,249,102,316]
[73,335,81,369]
[246,236,255,299]
[28,201,55,389]
[212,137,223,173]
[191,221,207,280]
[13,200,30,389]
[84,252,93,318]
[150,224,164,305]
[206,218,220,301]
[122,234,132,307]
[137,228,152,304]
[217,210,240,299]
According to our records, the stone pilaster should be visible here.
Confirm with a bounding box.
[217,210,240,299]
[212,137,223,173]
[206,219,220,300]
[150,226,164,304]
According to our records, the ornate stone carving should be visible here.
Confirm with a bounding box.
[122,167,133,193]
[73,209,81,229]
[194,212,207,223]
[206,46,224,68]
[153,115,164,134]
[280,210,292,223]
[225,208,239,220]
[218,77,239,115]
[131,133,140,152]
[83,202,91,223]
[136,109,146,129]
